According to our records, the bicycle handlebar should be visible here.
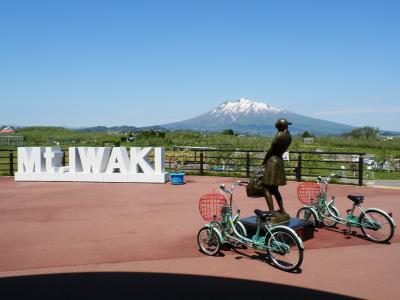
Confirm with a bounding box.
[219,181,248,194]
[316,173,337,185]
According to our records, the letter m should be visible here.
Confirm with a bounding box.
[18,147,45,172]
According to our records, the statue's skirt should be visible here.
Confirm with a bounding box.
[262,155,286,186]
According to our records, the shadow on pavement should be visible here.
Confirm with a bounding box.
[0,272,360,300]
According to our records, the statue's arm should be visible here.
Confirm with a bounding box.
[262,149,272,165]
[262,137,277,165]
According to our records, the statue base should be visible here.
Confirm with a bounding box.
[240,215,314,241]
[269,211,290,224]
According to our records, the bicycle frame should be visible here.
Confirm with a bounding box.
[323,197,395,230]
[209,181,304,252]
[198,181,306,271]
[303,175,396,231]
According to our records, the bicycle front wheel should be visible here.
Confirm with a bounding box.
[360,209,395,243]
[197,227,221,256]
[296,207,318,227]
[266,228,304,272]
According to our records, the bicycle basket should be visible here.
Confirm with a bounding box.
[297,182,320,205]
[199,193,228,222]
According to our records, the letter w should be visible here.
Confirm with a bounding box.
[78,147,111,173]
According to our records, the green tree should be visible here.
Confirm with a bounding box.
[343,126,380,139]
[222,129,235,135]
[363,126,380,139]
[301,131,315,138]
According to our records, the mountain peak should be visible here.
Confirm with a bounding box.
[211,98,283,121]
[161,97,356,135]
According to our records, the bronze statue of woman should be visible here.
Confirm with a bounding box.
[262,118,292,216]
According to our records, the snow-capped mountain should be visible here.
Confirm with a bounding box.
[211,98,284,121]
[162,98,355,135]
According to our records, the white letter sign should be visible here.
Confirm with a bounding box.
[18,147,45,173]
[15,147,169,183]
[106,147,130,173]
[78,147,111,173]
[130,147,154,174]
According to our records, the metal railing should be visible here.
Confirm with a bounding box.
[0,149,17,176]
[0,148,366,185]
[172,148,366,186]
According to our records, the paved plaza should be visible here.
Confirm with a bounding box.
[0,176,399,299]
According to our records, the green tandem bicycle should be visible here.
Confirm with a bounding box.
[197,181,304,272]
[296,174,396,243]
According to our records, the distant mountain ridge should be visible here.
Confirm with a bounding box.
[56,98,398,136]
[161,98,356,135]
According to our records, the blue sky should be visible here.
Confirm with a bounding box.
[1,0,399,131]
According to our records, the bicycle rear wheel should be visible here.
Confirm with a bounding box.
[360,209,395,243]
[266,228,303,272]
[322,205,339,228]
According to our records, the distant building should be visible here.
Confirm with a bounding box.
[0,126,16,134]
[382,160,394,172]
[364,155,376,166]
[380,159,400,172]
[302,137,314,144]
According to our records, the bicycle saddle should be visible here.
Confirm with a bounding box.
[254,209,273,222]
[347,195,364,204]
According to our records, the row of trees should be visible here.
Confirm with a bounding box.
[221,126,381,140]
[342,126,380,139]
[13,125,396,152]
[297,127,380,140]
